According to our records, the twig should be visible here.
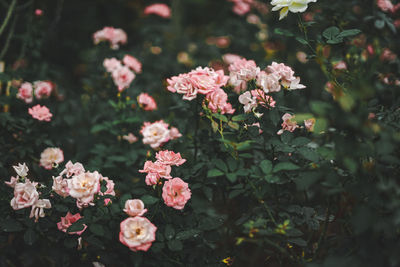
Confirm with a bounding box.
[0,0,17,38]
[0,13,18,60]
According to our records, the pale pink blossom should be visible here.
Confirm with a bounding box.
[99,176,115,196]
[144,3,171,18]
[122,133,138,144]
[304,118,315,132]
[277,113,299,135]
[162,178,191,210]
[169,127,182,140]
[29,199,51,222]
[189,67,222,94]
[123,55,142,73]
[229,58,260,93]
[139,161,172,179]
[239,91,257,113]
[52,175,69,197]
[233,1,251,15]
[155,150,186,166]
[250,122,263,134]
[5,176,18,188]
[57,212,87,235]
[124,199,147,217]
[205,88,235,114]
[93,27,127,49]
[62,161,85,178]
[103,58,122,72]
[251,89,276,108]
[333,61,347,70]
[167,73,198,100]
[40,147,64,170]
[137,93,157,111]
[10,181,39,210]
[380,48,397,62]
[17,82,33,103]
[28,105,52,122]
[140,120,170,149]
[377,0,395,12]
[13,163,29,177]
[266,62,305,90]
[112,66,135,92]
[222,54,242,65]
[67,171,101,208]
[119,217,157,252]
[34,81,53,99]
[35,9,43,16]
[257,71,281,93]
[145,172,159,186]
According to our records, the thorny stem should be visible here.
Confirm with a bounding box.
[0,0,17,38]
[297,14,317,55]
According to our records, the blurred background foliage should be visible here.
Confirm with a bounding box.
[1,0,400,266]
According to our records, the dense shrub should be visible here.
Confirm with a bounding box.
[1,0,400,266]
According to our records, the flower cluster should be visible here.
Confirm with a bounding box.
[57,212,87,235]
[167,67,229,101]
[5,163,52,222]
[17,80,54,104]
[238,89,276,115]
[144,3,171,18]
[28,104,53,122]
[204,88,235,114]
[52,161,115,209]
[140,120,182,149]
[103,55,142,92]
[271,0,317,20]
[93,26,127,49]
[140,150,191,210]
[259,62,305,92]
[40,147,64,170]
[228,58,260,93]
[277,113,315,135]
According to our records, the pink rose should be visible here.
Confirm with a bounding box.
[166,73,198,100]
[62,161,85,177]
[232,1,251,15]
[122,133,138,144]
[40,147,64,170]
[144,3,171,18]
[35,9,43,16]
[29,199,51,222]
[205,88,235,114]
[67,171,101,208]
[52,175,69,198]
[377,0,395,12]
[140,120,170,149]
[112,66,135,92]
[123,55,142,74]
[99,176,115,196]
[155,150,186,166]
[304,118,315,132]
[222,54,242,65]
[137,93,157,111]
[28,105,52,122]
[169,127,182,140]
[162,178,191,210]
[238,91,257,113]
[124,199,147,217]
[139,161,172,179]
[5,176,18,188]
[119,217,157,252]
[10,181,39,210]
[33,81,53,99]
[277,113,299,135]
[229,58,260,93]
[17,82,33,103]
[145,172,159,186]
[57,212,87,235]
[103,58,122,72]
[93,27,127,50]
[256,71,281,93]
[266,62,305,90]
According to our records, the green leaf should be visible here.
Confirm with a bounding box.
[292,137,311,147]
[164,224,175,240]
[176,229,201,240]
[24,229,37,245]
[232,114,248,121]
[91,124,107,134]
[67,219,85,233]
[273,162,300,173]
[167,240,183,251]
[226,173,237,183]
[274,28,294,37]
[322,26,340,40]
[212,113,228,122]
[215,159,228,173]
[141,195,159,205]
[298,147,319,162]
[260,160,273,174]
[228,121,240,130]
[338,29,361,38]
[89,224,104,236]
[295,37,308,45]
[207,169,224,177]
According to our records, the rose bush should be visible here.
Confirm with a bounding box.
[0,0,400,266]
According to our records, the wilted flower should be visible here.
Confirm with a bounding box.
[29,199,51,222]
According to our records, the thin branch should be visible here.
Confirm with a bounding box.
[0,13,18,60]
[0,0,17,38]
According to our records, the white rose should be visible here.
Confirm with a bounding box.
[10,181,39,210]
[67,171,100,205]
[271,0,317,20]
[123,199,147,217]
